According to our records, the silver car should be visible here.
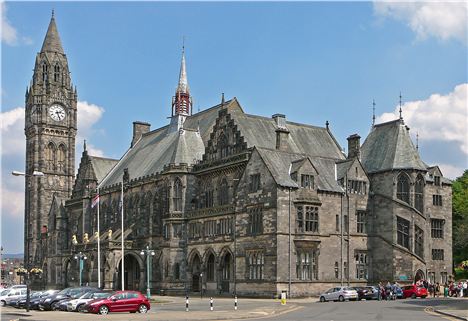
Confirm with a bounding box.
[319,286,358,302]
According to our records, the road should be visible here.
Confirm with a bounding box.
[1,296,466,321]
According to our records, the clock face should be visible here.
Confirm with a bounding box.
[49,104,66,121]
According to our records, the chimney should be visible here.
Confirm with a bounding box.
[347,134,361,159]
[272,114,290,151]
[131,121,151,147]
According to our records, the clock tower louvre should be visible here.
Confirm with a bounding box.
[24,12,77,267]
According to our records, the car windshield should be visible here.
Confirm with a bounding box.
[70,289,88,298]
[58,288,71,295]
[94,292,113,299]
[1,289,9,295]
[80,291,96,299]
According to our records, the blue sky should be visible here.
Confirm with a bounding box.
[1,1,467,253]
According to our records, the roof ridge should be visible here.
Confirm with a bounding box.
[89,155,119,162]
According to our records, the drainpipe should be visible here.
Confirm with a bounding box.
[288,186,291,298]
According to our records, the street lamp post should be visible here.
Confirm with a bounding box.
[11,170,45,312]
[140,245,155,298]
[74,252,87,286]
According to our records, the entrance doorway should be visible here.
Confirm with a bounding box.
[221,252,232,293]
[191,254,201,292]
[414,269,425,283]
[117,254,141,290]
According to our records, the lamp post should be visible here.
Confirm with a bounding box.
[140,245,155,298]
[74,252,87,286]
[11,170,45,312]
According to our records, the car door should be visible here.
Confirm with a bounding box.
[323,288,333,301]
[329,288,339,301]
[108,293,124,312]
[126,292,139,311]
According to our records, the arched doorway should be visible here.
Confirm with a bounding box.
[117,254,142,290]
[221,252,232,293]
[191,254,202,292]
[414,269,425,283]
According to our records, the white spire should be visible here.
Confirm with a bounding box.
[176,47,189,94]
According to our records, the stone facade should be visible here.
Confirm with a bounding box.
[26,14,453,297]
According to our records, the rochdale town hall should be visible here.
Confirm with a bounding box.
[23,13,452,297]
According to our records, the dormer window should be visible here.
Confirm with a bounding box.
[301,174,314,189]
[434,175,441,186]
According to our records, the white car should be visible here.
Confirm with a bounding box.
[0,288,27,306]
[319,287,358,302]
[67,291,111,312]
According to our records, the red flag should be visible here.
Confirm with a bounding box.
[91,194,100,208]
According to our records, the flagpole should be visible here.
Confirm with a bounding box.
[97,187,101,289]
[121,177,125,291]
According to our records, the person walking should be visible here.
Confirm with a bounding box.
[435,282,440,297]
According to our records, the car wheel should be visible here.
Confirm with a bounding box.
[99,305,109,315]
[319,296,326,302]
[339,295,344,302]
[411,293,416,299]
[138,304,148,313]
[76,303,83,312]
[0,300,5,306]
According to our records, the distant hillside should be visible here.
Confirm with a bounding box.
[2,253,23,259]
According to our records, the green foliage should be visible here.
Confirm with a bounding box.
[453,170,468,264]
[454,267,468,281]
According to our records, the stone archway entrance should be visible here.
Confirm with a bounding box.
[220,252,232,293]
[191,254,202,292]
[117,254,142,290]
[414,269,425,283]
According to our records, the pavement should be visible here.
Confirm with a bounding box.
[1,295,467,321]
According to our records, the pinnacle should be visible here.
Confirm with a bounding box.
[176,50,189,94]
[40,13,65,54]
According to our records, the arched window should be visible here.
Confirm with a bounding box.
[161,183,169,215]
[173,178,182,211]
[42,63,48,82]
[207,254,215,281]
[218,133,229,158]
[203,183,213,208]
[414,176,424,213]
[396,174,410,204]
[174,263,180,280]
[218,178,229,205]
[57,144,66,172]
[46,142,56,171]
[54,64,60,82]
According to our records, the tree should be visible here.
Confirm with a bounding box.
[453,170,468,264]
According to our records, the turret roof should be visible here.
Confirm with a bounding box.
[40,13,64,54]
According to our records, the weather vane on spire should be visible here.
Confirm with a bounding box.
[52,9,55,18]
[372,99,376,127]
[399,92,403,120]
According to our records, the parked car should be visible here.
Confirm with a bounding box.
[82,290,150,314]
[38,287,96,310]
[394,286,403,299]
[15,291,42,309]
[68,291,112,312]
[354,286,379,300]
[319,287,358,302]
[0,288,27,306]
[23,290,59,310]
[402,285,428,299]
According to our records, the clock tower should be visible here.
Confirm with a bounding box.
[24,12,77,267]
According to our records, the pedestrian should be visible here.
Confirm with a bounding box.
[435,282,439,297]
[428,283,434,297]
[463,280,467,297]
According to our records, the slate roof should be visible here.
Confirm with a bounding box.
[99,98,345,189]
[336,159,353,180]
[361,119,427,174]
[89,156,119,183]
[256,147,343,192]
[99,102,227,187]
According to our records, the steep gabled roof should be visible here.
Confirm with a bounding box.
[89,156,119,183]
[256,147,343,192]
[361,119,427,173]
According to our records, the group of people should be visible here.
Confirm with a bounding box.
[377,282,400,300]
[417,278,468,298]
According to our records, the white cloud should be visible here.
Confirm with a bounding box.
[438,163,465,180]
[1,2,17,45]
[373,1,468,44]
[378,83,468,157]
[0,101,106,220]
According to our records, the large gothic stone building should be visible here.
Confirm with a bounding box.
[25,14,453,296]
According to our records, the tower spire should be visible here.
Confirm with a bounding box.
[41,10,64,54]
[416,131,419,150]
[172,44,192,116]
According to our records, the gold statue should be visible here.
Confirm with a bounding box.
[72,234,78,245]
[94,231,99,240]
[108,229,112,239]
[83,233,89,243]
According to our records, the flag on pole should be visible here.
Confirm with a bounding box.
[91,194,100,208]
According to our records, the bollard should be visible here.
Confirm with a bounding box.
[210,297,213,311]
[234,296,238,310]
[185,295,189,312]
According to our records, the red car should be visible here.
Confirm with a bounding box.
[83,290,150,314]
[402,285,428,299]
